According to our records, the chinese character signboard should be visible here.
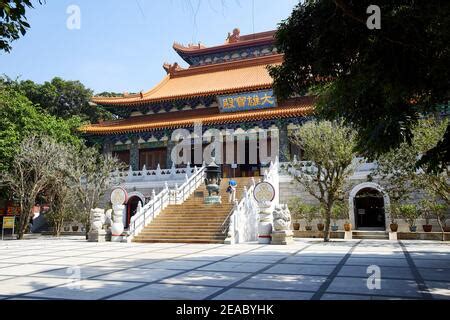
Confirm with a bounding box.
[218,89,277,113]
[2,216,15,240]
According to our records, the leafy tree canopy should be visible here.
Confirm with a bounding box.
[0,87,85,172]
[1,76,113,123]
[270,0,450,169]
[0,0,43,53]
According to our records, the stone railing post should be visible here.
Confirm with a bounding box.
[257,201,273,244]
[111,204,125,242]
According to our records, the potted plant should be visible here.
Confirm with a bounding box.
[288,197,302,231]
[398,204,420,232]
[316,205,325,231]
[389,203,400,232]
[331,201,348,232]
[304,205,315,231]
[419,200,433,232]
[430,202,448,240]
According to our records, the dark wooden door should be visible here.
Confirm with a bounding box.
[112,150,130,166]
[139,148,167,170]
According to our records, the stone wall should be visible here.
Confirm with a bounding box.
[280,174,445,233]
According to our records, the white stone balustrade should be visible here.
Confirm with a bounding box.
[225,157,280,244]
[110,162,197,184]
[125,165,206,242]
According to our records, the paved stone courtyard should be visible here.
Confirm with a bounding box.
[0,237,449,300]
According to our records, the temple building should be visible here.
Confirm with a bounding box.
[83,29,431,243]
[83,29,313,178]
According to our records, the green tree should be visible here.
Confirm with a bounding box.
[374,117,448,213]
[0,135,73,239]
[1,76,113,123]
[269,0,450,169]
[288,120,358,241]
[0,87,84,172]
[72,146,125,238]
[0,0,43,53]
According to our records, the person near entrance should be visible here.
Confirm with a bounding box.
[227,179,237,203]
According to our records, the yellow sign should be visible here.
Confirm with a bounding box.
[3,216,15,229]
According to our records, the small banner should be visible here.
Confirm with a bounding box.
[218,89,277,113]
[2,216,15,229]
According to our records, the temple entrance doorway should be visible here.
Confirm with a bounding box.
[354,187,386,229]
[125,196,143,229]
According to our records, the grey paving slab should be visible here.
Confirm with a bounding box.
[410,252,450,260]
[237,274,326,292]
[139,259,211,270]
[418,268,450,282]
[173,253,231,262]
[161,270,250,287]
[35,256,109,266]
[283,256,343,265]
[345,257,409,267]
[93,268,182,282]
[198,261,271,273]
[412,259,450,269]
[263,263,335,276]
[84,258,158,268]
[326,276,423,298]
[224,255,283,264]
[108,283,222,300]
[1,255,58,264]
[0,264,64,277]
[123,252,185,260]
[32,266,123,279]
[425,281,450,300]
[1,238,449,300]
[24,279,144,300]
[337,265,415,280]
[0,276,71,296]
[321,293,372,300]
[213,288,314,300]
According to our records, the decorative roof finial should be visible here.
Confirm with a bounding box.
[163,62,183,75]
[226,28,240,43]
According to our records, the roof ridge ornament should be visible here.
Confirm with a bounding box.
[163,62,184,75]
[226,28,240,44]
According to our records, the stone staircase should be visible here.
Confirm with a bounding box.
[352,230,389,240]
[133,177,254,243]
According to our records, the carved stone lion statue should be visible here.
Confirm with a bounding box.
[272,204,292,231]
[90,208,105,232]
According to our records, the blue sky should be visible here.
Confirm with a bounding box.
[0,0,298,94]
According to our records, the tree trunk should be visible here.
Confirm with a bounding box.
[17,203,32,240]
[323,208,331,242]
[436,217,445,241]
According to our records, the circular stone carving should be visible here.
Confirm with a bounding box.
[110,187,128,206]
[253,181,275,203]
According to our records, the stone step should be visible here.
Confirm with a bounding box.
[145,226,222,232]
[132,238,225,244]
[139,231,226,237]
[352,231,389,240]
[135,234,227,240]
[133,179,253,244]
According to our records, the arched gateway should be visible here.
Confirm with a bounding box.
[125,192,145,228]
[348,182,391,230]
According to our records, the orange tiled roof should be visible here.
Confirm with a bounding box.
[172,30,276,54]
[82,97,315,135]
[91,54,283,107]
